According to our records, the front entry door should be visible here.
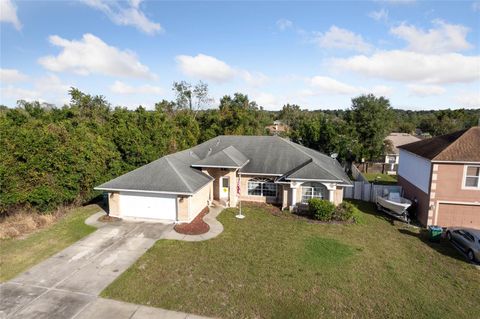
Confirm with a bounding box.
[220,177,229,199]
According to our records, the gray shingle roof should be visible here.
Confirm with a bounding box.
[95,135,351,194]
[192,145,249,168]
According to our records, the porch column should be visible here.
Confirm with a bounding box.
[291,187,296,208]
[323,183,337,204]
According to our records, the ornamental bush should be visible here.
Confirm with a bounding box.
[308,198,335,221]
[333,201,355,221]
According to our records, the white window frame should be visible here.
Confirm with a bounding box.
[301,183,327,203]
[247,179,277,197]
[463,165,480,190]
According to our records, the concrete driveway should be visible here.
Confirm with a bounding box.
[0,217,208,319]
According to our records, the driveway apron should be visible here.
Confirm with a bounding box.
[0,220,171,319]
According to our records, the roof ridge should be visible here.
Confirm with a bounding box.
[279,137,347,182]
[221,146,240,166]
[432,127,470,160]
[165,156,193,193]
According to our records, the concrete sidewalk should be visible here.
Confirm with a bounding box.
[0,215,212,319]
[163,205,224,242]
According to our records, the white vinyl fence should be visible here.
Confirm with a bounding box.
[343,181,403,203]
[350,163,368,182]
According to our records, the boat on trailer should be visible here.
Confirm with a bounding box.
[376,191,412,223]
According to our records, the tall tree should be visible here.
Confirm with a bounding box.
[348,94,393,161]
[172,81,213,114]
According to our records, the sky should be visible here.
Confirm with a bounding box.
[0,0,479,111]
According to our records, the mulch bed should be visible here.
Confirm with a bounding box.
[98,215,122,223]
[174,207,210,235]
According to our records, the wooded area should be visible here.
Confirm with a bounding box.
[1,87,478,215]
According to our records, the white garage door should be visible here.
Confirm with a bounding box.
[119,192,177,221]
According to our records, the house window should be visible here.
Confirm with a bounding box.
[387,156,396,164]
[464,166,480,188]
[247,179,277,197]
[301,182,327,203]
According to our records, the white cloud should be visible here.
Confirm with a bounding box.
[454,92,480,108]
[110,80,163,95]
[314,26,372,53]
[333,50,480,84]
[82,0,162,35]
[407,84,445,97]
[369,9,389,22]
[473,2,480,12]
[38,33,155,79]
[240,70,269,87]
[0,68,28,83]
[0,0,21,30]
[308,76,393,97]
[390,20,472,53]
[0,74,71,105]
[310,76,359,95]
[276,19,293,31]
[371,85,394,97]
[176,54,236,83]
[252,92,277,109]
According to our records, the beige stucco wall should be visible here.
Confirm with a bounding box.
[108,192,120,217]
[201,168,238,207]
[189,182,211,220]
[334,187,344,206]
[177,196,189,222]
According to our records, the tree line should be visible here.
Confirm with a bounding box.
[1,85,478,215]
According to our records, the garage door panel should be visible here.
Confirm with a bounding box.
[119,192,177,221]
[437,203,480,228]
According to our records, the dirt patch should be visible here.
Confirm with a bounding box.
[0,206,70,239]
[174,207,210,235]
[98,215,122,223]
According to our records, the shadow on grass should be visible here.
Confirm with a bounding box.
[346,199,396,226]
[397,228,471,264]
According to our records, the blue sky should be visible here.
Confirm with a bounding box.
[1,0,479,110]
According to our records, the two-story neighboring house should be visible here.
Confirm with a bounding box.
[397,127,480,228]
[384,133,421,174]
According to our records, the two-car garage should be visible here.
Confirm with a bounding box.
[113,192,177,222]
[436,203,480,228]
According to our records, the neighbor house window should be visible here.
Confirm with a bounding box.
[464,166,480,188]
[301,182,327,203]
[247,179,277,197]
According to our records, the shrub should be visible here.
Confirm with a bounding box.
[333,202,355,221]
[308,198,335,221]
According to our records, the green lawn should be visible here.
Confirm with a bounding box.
[0,204,99,282]
[102,202,480,319]
[364,173,398,184]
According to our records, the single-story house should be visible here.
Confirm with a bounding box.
[384,132,420,174]
[95,135,352,223]
[397,126,480,228]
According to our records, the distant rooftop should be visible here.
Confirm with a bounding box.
[385,133,421,154]
[398,127,480,162]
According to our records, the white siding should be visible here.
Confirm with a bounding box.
[119,192,177,221]
[398,149,431,193]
